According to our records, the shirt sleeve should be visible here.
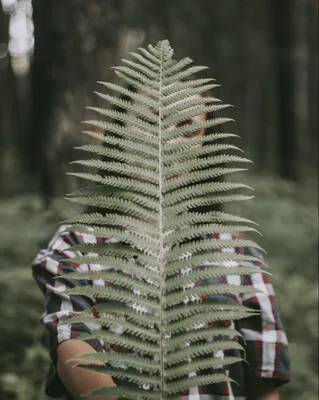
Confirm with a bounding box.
[32,225,105,398]
[238,245,291,386]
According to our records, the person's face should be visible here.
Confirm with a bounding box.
[167,93,207,144]
[128,93,207,142]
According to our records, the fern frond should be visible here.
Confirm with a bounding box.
[89,304,159,327]
[67,173,158,196]
[113,66,160,89]
[85,366,160,388]
[165,285,260,308]
[66,184,118,197]
[72,352,160,373]
[165,302,259,323]
[164,134,240,151]
[94,92,157,123]
[66,270,159,295]
[165,357,242,380]
[161,56,193,76]
[165,182,253,205]
[67,189,159,211]
[80,133,158,157]
[71,160,158,183]
[62,40,267,399]
[163,96,222,116]
[166,211,258,230]
[114,70,159,99]
[75,143,158,170]
[165,266,262,293]
[122,58,160,79]
[67,243,161,267]
[168,238,264,259]
[162,105,231,127]
[166,374,233,394]
[166,252,266,276]
[65,286,159,312]
[68,317,159,342]
[66,196,158,222]
[64,213,156,234]
[78,331,159,356]
[167,312,256,335]
[58,263,160,284]
[164,168,247,191]
[164,144,243,164]
[86,107,159,135]
[165,195,255,214]
[138,47,161,65]
[97,80,158,108]
[166,341,244,365]
[69,224,158,249]
[162,83,219,100]
[166,328,241,349]
[163,65,209,85]
[166,223,260,243]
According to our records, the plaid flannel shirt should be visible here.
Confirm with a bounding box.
[32,225,290,399]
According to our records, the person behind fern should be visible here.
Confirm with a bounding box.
[32,91,290,400]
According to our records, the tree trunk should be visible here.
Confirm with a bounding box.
[31,0,126,207]
[307,0,318,174]
[0,10,10,196]
[267,0,298,181]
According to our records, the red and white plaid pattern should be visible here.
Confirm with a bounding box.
[32,225,290,399]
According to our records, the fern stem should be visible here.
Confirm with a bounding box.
[158,41,166,399]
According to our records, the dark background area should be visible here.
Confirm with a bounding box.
[0,1,318,399]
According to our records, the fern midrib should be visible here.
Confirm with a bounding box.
[158,43,165,399]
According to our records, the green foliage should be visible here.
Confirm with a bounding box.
[57,40,264,399]
[0,197,81,400]
[0,176,317,399]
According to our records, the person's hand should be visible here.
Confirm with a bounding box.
[57,340,116,400]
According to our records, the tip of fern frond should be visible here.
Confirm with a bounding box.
[60,217,71,224]
[67,352,95,364]
[262,268,272,275]
[80,121,96,127]
[258,247,267,255]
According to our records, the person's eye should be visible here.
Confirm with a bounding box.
[176,119,196,138]
[176,119,192,128]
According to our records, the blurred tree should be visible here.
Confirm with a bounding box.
[31,0,126,207]
[267,0,297,181]
[307,0,318,171]
[0,8,9,195]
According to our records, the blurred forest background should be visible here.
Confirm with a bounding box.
[0,0,318,399]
